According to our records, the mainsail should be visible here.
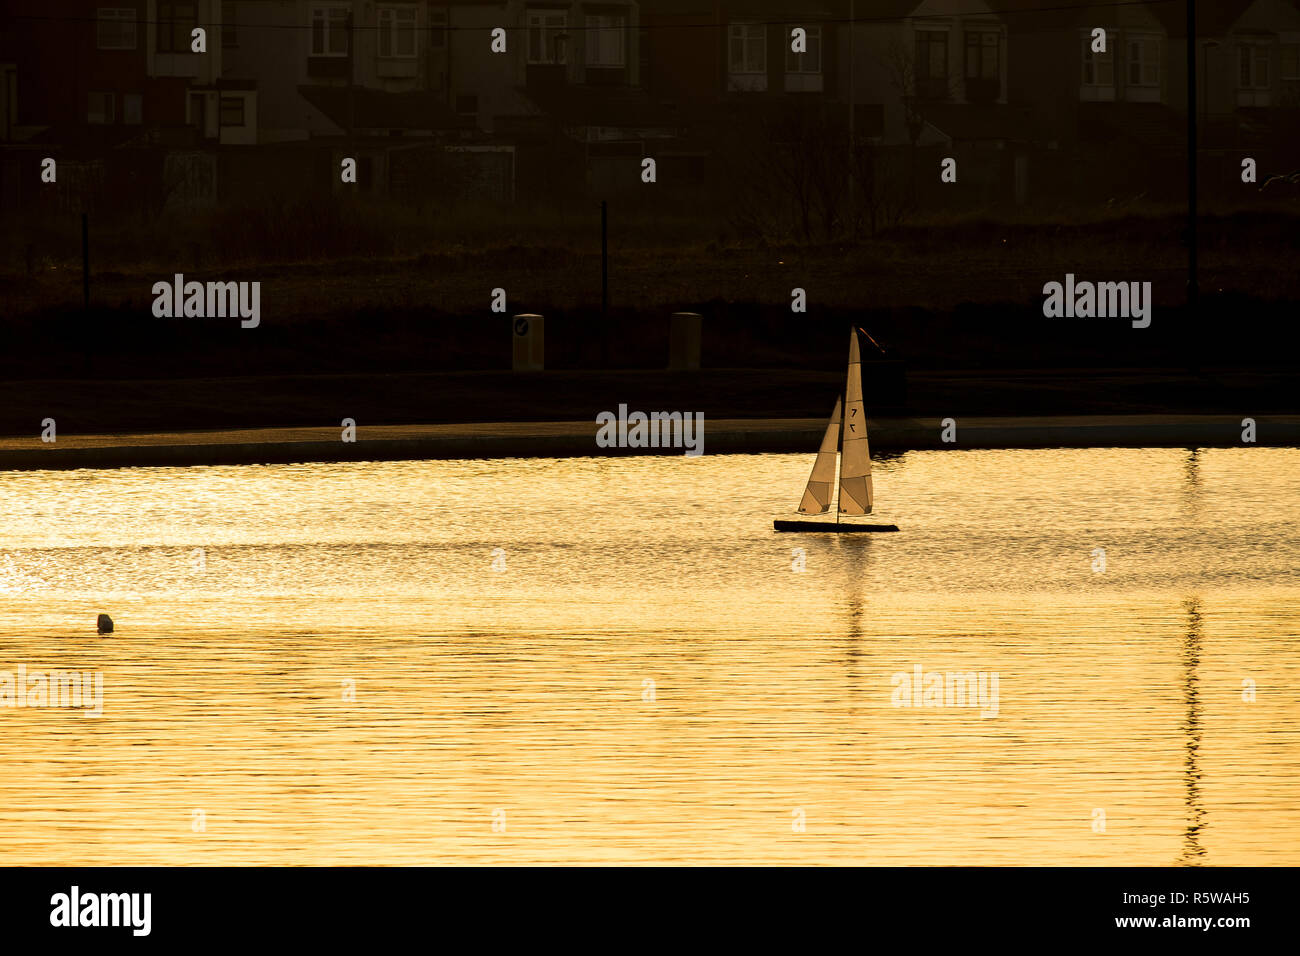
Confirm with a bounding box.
[797,397,842,515]
[838,329,874,515]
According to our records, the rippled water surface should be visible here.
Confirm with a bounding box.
[1,448,1297,864]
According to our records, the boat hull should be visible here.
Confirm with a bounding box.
[773,519,899,533]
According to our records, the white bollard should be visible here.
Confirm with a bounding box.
[512,314,544,371]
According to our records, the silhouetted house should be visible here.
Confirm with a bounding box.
[453,0,684,196]
[638,0,841,103]
[840,0,1023,147]
[0,1,223,138]
[1001,1,1178,149]
[218,1,504,201]
[629,1,851,198]
[1167,0,1300,158]
[0,0,239,211]
[221,0,463,141]
[831,0,1035,206]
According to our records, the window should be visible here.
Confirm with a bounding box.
[1081,34,1114,86]
[1126,34,1159,86]
[88,92,115,124]
[222,1,237,48]
[378,5,416,58]
[964,31,998,81]
[585,14,625,67]
[311,5,350,57]
[638,25,649,85]
[1239,44,1270,89]
[124,92,142,124]
[964,29,998,101]
[97,8,137,50]
[728,22,766,75]
[1281,43,1300,102]
[219,96,245,126]
[527,10,567,65]
[157,2,197,53]
[914,29,949,99]
[430,8,447,50]
[785,24,821,74]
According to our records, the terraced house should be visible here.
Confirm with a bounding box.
[1174,0,1300,174]
[0,0,235,211]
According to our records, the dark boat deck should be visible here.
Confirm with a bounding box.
[773,519,900,533]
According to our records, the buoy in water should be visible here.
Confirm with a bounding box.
[96,614,114,635]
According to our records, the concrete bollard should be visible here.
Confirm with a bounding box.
[512,314,544,371]
[668,312,702,370]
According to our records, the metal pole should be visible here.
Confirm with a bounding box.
[600,199,610,367]
[848,0,855,237]
[81,212,89,309]
[601,199,608,319]
[1186,0,1197,310]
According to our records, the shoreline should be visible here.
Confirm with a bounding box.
[2,415,1295,471]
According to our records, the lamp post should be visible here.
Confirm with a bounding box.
[1186,0,1197,311]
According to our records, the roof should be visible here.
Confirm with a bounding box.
[519,84,685,129]
[916,102,1042,142]
[987,0,1175,31]
[1162,0,1255,37]
[297,86,476,132]
[646,0,849,15]
[987,0,1300,36]
[1078,101,1183,148]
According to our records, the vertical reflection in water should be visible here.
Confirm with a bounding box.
[1181,448,1203,521]
[837,537,872,711]
[1177,596,1207,865]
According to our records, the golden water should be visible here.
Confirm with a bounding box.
[1,448,1297,864]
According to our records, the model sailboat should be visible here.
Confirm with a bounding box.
[774,328,900,533]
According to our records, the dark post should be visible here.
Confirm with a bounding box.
[348,12,355,136]
[1186,0,1197,310]
[81,212,89,309]
[601,199,608,319]
[601,199,609,366]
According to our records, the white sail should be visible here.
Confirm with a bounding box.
[838,329,874,515]
[797,397,842,515]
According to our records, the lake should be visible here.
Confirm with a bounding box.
[1,447,1297,864]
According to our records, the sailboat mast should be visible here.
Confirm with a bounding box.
[835,389,846,523]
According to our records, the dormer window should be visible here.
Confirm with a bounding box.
[586,14,625,67]
[964,30,999,102]
[310,4,350,57]
[1239,43,1270,89]
[158,1,197,53]
[914,28,949,101]
[378,5,417,59]
[1081,30,1115,100]
[1126,34,1159,87]
[728,21,766,91]
[527,10,567,64]
[1282,43,1300,103]
[97,8,138,50]
[784,23,822,92]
